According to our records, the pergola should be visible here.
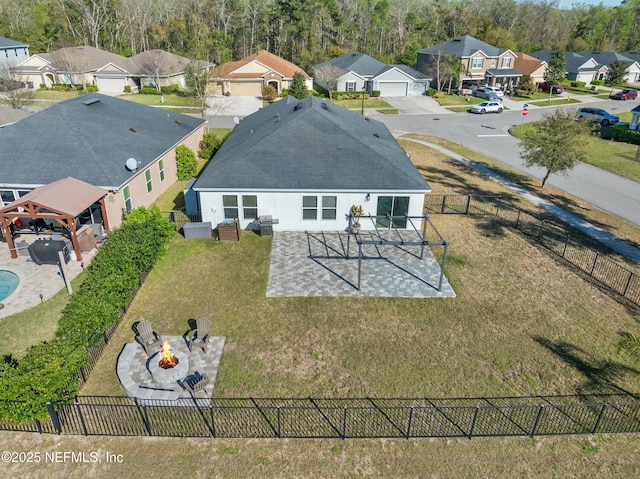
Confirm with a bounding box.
[0,177,111,261]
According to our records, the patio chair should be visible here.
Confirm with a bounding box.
[135,320,162,356]
[183,374,210,397]
[188,317,211,354]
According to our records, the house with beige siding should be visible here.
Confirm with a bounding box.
[0,94,205,230]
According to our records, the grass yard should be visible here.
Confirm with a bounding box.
[511,123,640,183]
[81,140,640,401]
[435,94,484,106]
[116,93,201,108]
[328,98,393,109]
[528,98,582,106]
[376,108,398,114]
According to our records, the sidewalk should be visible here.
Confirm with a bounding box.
[402,137,640,264]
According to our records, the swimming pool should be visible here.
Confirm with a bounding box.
[0,270,19,302]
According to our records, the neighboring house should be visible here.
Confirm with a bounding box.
[529,50,608,84]
[189,96,430,232]
[208,50,312,96]
[629,104,640,130]
[0,93,206,229]
[0,36,29,69]
[313,52,430,96]
[417,35,521,89]
[13,46,204,95]
[513,52,547,84]
[579,51,640,83]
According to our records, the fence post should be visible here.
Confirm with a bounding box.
[562,234,570,258]
[537,219,545,241]
[406,406,414,439]
[593,403,607,434]
[496,196,502,216]
[277,406,281,438]
[210,406,216,438]
[46,401,62,435]
[623,272,634,297]
[515,209,521,229]
[531,405,545,437]
[75,403,88,435]
[465,195,471,215]
[441,196,446,214]
[469,406,480,439]
[34,418,42,434]
[590,252,599,275]
[342,407,348,439]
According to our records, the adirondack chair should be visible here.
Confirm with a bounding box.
[183,374,209,397]
[136,320,162,356]
[188,317,211,354]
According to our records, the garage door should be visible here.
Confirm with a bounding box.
[96,77,127,94]
[232,82,262,96]
[378,82,408,96]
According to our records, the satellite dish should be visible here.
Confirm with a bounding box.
[125,157,138,171]
[233,116,241,125]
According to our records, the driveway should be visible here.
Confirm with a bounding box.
[382,95,451,115]
[205,95,262,118]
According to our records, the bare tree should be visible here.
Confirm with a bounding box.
[0,64,35,110]
[314,64,345,99]
[51,47,92,88]
[184,61,212,119]
[135,50,171,92]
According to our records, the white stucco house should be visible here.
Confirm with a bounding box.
[313,52,430,97]
[188,96,430,232]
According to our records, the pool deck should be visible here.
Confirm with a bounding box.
[0,233,95,319]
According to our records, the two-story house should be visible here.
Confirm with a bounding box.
[0,36,29,69]
[417,35,521,90]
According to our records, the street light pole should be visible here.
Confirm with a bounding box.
[361,85,366,115]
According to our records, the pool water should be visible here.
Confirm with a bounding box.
[0,270,19,302]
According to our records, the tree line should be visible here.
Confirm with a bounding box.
[2,0,640,72]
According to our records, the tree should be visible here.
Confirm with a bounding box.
[314,63,345,100]
[544,51,566,102]
[289,71,308,99]
[198,130,227,160]
[184,61,211,119]
[0,63,35,110]
[136,50,170,93]
[175,144,198,180]
[520,109,593,188]
[262,85,277,101]
[518,75,536,95]
[606,60,629,94]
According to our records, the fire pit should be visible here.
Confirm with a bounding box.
[147,339,189,385]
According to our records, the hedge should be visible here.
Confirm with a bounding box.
[0,206,175,422]
[611,125,640,144]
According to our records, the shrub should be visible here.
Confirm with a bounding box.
[433,92,445,99]
[198,130,227,160]
[39,83,46,90]
[611,125,640,144]
[161,84,180,95]
[371,90,381,97]
[426,88,438,97]
[86,84,98,93]
[175,88,193,97]
[262,85,277,101]
[570,81,586,88]
[590,79,605,86]
[123,85,131,93]
[140,86,162,95]
[176,144,198,179]
[281,88,289,97]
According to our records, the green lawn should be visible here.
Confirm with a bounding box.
[32,90,86,100]
[116,93,201,107]
[435,94,484,106]
[511,123,640,182]
[528,98,582,106]
[376,108,398,114]
[328,98,393,109]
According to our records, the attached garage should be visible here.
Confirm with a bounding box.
[96,76,128,95]
[378,82,409,97]
[232,81,262,96]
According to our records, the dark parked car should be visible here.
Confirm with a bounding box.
[576,107,620,126]
[538,83,564,94]
[611,89,638,100]
[472,87,503,102]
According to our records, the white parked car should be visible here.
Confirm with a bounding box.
[470,101,503,114]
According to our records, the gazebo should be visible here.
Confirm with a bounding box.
[0,177,111,261]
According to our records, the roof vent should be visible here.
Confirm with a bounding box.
[275,113,280,122]
[129,127,137,132]
[321,102,328,110]
[364,117,370,121]
[373,133,380,138]
[294,103,303,111]
[82,98,100,106]
[175,120,181,124]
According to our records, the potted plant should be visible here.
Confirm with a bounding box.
[350,204,364,234]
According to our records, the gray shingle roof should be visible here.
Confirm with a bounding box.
[0,94,205,189]
[314,52,388,77]
[193,96,430,192]
[530,50,603,73]
[417,35,504,58]
[0,36,27,49]
[376,64,429,80]
[579,51,635,67]
[38,46,138,73]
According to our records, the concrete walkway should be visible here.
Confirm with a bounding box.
[403,137,640,264]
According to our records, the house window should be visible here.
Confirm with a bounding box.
[346,81,356,92]
[302,196,317,220]
[501,57,512,68]
[145,169,153,194]
[0,190,16,206]
[158,159,165,182]
[223,195,238,219]
[322,196,337,220]
[376,196,410,228]
[471,57,483,69]
[242,195,258,220]
[123,186,132,212]
[491,59,496,67]
[17,190,30,198]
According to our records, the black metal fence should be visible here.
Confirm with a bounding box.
[162,211,202,231]
[424,194,640,307]
[2,394,639,439]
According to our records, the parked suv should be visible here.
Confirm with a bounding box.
[538,83,564,94]
[611,89,638,100]
[576,107,620,126]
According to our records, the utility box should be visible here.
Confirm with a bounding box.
[28,239,70,265]
[183,222,212,239]
[217,219,240,241]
